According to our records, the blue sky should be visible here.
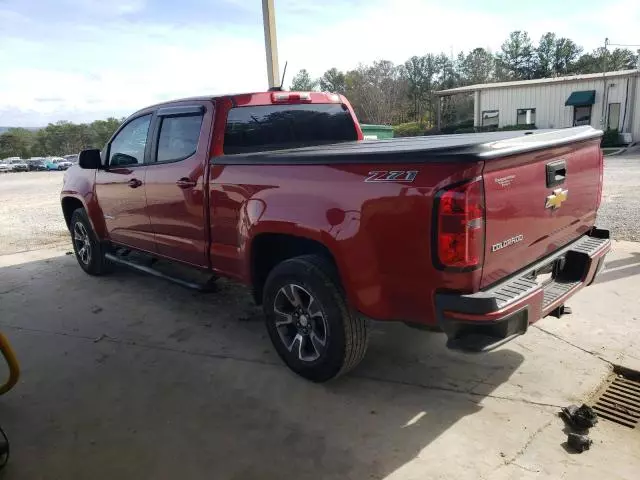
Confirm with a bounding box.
[1,0,638,126]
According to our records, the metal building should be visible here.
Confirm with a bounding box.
[436,70,640,141]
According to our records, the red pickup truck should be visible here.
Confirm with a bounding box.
[61,90,610,382]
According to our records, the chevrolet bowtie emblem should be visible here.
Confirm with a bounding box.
[545,188,568,209]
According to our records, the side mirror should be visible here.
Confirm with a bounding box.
[79,149,102,169]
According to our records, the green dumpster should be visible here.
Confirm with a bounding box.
[360,124,394,140]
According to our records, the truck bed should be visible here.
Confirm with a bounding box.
[216,126,602,165]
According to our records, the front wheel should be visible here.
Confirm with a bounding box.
[263,255,368,382]
[70,208,111,275]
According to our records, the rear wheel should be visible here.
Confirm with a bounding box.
[70,208,111,275]
[263,255,368,382]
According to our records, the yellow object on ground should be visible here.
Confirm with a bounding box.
[0,333,19,395]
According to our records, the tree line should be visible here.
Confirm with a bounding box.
[0,118,122,159]
[2,30,637,159]
[291,31,639,127]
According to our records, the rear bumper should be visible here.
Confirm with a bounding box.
[435,228,611,351]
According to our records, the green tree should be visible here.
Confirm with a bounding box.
[0,128,35,158]
[607,48,638,70]
[403,54,437,122]
[497,31,536,80]
[319,68,346,94]
[461,48,495,85]
[89,117,122,148]
[574,47,636,74]
[553,38,582,75]
[435,54,459,89]
[536,32,556,78]
[290,69,318,91]
[574,50,602,74]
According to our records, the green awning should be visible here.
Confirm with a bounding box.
[565,90,596,106]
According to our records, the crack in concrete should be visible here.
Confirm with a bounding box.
[512,461,542,473]
[505,419,553,465]
[482,419,553,479]
[356,373,563,408]
[0,284,25,295]
[532,324,612,365]
[1,323,281,368]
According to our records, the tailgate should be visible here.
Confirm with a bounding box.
[480,139,602,288]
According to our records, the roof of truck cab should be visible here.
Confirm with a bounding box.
[133,91,340,115]
[215,127,602,165]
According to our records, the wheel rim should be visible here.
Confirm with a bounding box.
[73,222,92,265]
[273,284,328,362]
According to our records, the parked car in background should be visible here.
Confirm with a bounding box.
[2,156,21,172]
[0,162,11,173]
[9,159,29,172]
[45,157,73,171]
[64,154,79,163]
[27,158,47,171]
[57,159,74,170]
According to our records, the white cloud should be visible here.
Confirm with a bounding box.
[65,0,147,16]
[1,0,639,126]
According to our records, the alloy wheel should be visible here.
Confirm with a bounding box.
[273,284,328,362]
[73,222,92,266]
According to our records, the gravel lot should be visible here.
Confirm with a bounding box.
[0,156,638,255]
[598,154,640,242]
[0,171,70,254]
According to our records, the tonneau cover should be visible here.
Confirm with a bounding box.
[216,126,602,165]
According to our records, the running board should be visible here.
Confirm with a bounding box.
[105,253,216,292]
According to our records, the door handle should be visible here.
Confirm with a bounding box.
[546,160,566,188]
[176,178,197,189]
[128,178,143,188]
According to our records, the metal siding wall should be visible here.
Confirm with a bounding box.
[604,80,627,130]
[473,75,640,132]
[633,76,640,140]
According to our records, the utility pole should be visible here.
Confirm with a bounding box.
[262,0,280,89]
[600,37,609,128]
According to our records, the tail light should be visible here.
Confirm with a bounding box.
[435,178,485,269]
[596,149,604,210]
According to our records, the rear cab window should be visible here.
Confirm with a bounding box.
[223,103,358,154]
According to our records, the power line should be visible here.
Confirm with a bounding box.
[607,43,640,48]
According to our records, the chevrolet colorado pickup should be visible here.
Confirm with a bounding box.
[61,91,610,382]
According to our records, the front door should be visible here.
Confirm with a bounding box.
[95,113,155,252]
[144,104,211,267]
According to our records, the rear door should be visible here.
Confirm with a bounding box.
[481,139,602,288]
[144,102,212,268]
[95,113,155,252]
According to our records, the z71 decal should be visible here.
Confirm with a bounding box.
[365,170,418,183]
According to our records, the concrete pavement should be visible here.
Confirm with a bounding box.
[0,241,638,479]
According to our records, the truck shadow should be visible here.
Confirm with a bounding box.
[0,254,526,480]
[595,251,640,284]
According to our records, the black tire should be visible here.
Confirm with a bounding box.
[70,208,112,276]
[263,255,368,382]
